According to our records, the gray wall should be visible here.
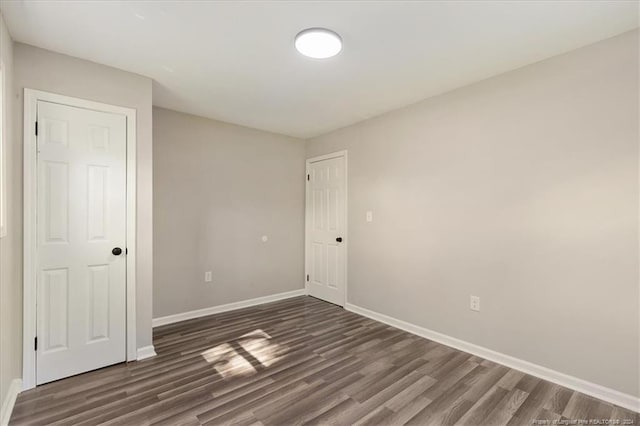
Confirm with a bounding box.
[0,10,19,409]
[13,43,155,350]
[306,30,639,397]
[153,107,305,318]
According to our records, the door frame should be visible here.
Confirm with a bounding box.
[304,150,348,306]
[22,89,137,390]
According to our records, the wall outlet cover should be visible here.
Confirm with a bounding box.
[470,295,480,312]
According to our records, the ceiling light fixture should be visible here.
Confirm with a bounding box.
[295,28,342,59]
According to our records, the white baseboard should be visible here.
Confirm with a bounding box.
[345,303,640,413]
[136,345,157,361]
[0,378,22,426]
[152,289,307,328]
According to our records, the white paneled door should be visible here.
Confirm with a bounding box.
[306,153,347,306]
[36,100,127,385]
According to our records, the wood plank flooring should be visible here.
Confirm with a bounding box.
[10,296,639,425]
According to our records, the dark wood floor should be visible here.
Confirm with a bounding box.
[10,296,639,425]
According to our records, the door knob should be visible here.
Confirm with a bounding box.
[336,237,343,242]
[112,247,123,256]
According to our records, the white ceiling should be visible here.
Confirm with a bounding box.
[1,1,638,139]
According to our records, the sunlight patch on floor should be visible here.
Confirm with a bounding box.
[237,329,283,368]
[200,329,287,379]
[201,342,257,379]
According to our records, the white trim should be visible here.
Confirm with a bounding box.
[125,101,137,363]
[0,58,6,238]
[305,150,348,306]
[637,85,640,413]
[153,289,306,327]
[345,302,640,413]
[22,89,137,390]
[0,379,22,426]
[306,150,348,164]
[136,345,157,361]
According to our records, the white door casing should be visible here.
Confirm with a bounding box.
[35,100,127,384]
[305,151,347,306]
[22,88,137,390]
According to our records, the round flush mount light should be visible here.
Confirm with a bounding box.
[295,28,342,59]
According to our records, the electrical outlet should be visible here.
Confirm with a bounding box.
[470,295,480,312]
[366,211,373,222]
[205,271,212,283]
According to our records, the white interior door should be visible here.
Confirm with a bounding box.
[306,153,347,306]
[36,100,127,385]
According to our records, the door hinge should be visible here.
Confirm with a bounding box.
[306,274,309,282]
[34,337,38,351]
[35,121,41,154]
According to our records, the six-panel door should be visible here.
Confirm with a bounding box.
[307,155,346,306]
[36,101,127,384]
